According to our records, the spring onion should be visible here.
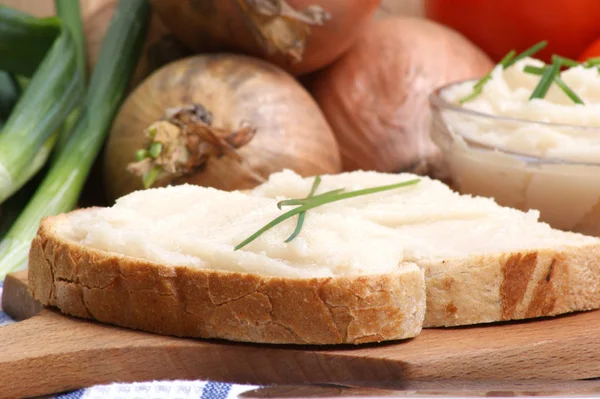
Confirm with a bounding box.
[0,6,60,76]
[55,0,85,82]
[235,178,420,250]
[0,28,83,203]
[0,71,18,121]
[0,0,151,277]
[52,0,87,155]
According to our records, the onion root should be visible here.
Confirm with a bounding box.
[127,104,257,188]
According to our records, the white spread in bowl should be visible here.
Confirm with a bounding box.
[431,56,600,236]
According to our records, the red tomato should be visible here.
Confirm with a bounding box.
[579,38,600,61]
[424,0,600,63]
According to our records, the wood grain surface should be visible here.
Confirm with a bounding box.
[2,270,600,399]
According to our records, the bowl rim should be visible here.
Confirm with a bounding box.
[429,79,600,132]
[428,80,600,166]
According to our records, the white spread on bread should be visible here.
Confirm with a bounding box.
[29,169,600,344]
[60,169,598,275]
[59,185,409,278]
[252,170,597,258]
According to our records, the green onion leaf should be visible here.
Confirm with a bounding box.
[235,179,420,251]
[530,58,560,100]
[0,6,61,76]
[0,28,84,203]
[0,71,19,121]
[0,0,150,278]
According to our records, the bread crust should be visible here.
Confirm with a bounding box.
[422,243,600,327]
[28,214,426,345]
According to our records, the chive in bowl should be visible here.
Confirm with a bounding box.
[429,78,600,237]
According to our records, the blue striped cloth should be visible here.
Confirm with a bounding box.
[0,279,259,399]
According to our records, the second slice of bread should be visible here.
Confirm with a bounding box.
[253,170,600,327]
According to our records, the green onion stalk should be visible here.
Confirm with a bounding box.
[53,0,87,155]
[0,71,19,122]
[0,6,61,76]
[0,27,83,203]
[0,0,151,277]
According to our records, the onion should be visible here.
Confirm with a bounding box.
[103,54,342,202]
[84,0,190,90]
[149,0,380,76]
[374,0,424,19]
[311,17,493,180]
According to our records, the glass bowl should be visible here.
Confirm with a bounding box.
[429,82,600,237]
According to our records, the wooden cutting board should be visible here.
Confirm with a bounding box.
[2,270,600,399]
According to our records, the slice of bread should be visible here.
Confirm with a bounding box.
[28,186,426,345]
[27,170,600,345]
[253,170,600,327]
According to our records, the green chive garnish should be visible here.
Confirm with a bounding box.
[584,57,600,67]
[524,64,584,104]
[459,50,516,104]
[460,41,548,104]
[277,188,346,209]
[523,65,545,75]
[530,58,560,100]
[554,76,584,104]
[284,176,322,243]
[551,55,580,68]
[234,178,420,251]
[507,41,548,67]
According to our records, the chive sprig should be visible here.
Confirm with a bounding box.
[460,41,548,104]
[234,177,420,251]
[523,56,584,104]
[461,40,592,105]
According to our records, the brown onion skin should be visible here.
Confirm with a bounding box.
[84,0,190,91]
[104,54,342,202]
[311,17,493,178]
[149,0,381,76]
